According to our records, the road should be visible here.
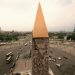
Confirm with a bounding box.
[48,46,75,75]
[0,34,32,75]
[0,34,75,75]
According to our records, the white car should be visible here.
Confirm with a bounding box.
[29,41,32,43]
[48,58,52,61]
[52,58,56,62]
[25,43,27,46]
[16,55,19,60]
[57,57,62,60]
[56,64,61,67]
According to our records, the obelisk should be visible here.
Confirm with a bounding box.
[32,2,49,75]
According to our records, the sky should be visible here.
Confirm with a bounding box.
[0,0,75,32]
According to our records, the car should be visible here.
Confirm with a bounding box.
[48,58,52,61]
[6,52,13,58]
[29,41,32,43]
[10,63,15,68]
[63,56,68,59]
[56,64,61,67]
[16,55,19,60]
[25,43,27,46]
[52,59,56,62]
[57,57,62,60]
[6,56,12,64]
[52,58,56,62]
[49,55,52,58]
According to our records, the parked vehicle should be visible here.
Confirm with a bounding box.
[57,57,62,60]
[6,56,12,64]
[56,64,61,68]
[6,52,13,58]
[16,55,19,60]
[63,56,68,59]
[52,58,56,62]
[25,43,27,46]
[11,63,15,68]
[48,57,52,61]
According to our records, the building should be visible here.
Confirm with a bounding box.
[32,2,49,75]
[74,25,75,32]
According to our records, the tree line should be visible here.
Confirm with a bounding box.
[49,32,75,41]
[0,33,18,42]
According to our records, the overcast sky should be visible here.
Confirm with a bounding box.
[0,0,75,32]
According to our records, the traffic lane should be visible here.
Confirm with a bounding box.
[48,47,75,75]
[51,47,75,65]
[60,60,75,75]
[0,35,31,74]
[48,48,62,75]
[0,45,21,74]
[0,47,14,74]
[49,61,62,75]
[0,44,31,75]
[49,47,75,66]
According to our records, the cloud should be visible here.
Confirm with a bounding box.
[46,0,73,6]
[41,0,75,32]
[59,0,72,6]
[0,0,75,32]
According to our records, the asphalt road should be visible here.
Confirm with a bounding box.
[48,47,75,75]
[0,34,75,75]
[0,34,32,75]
